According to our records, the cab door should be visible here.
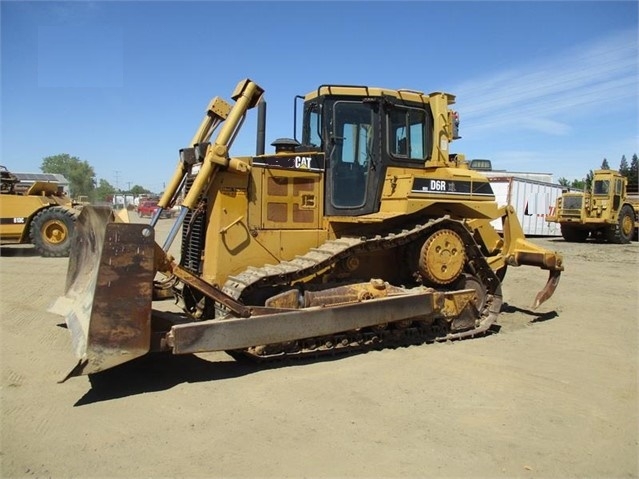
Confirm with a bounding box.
[324,100,381,217]
[612,178,623,212]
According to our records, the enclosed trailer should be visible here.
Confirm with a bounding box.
[488,176,569,237]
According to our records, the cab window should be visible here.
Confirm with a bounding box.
[388,107,427,160]
[305,105,322,147]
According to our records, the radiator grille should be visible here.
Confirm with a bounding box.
[563,196,583,210]
[180,174,207,274]
[560,195,583,219]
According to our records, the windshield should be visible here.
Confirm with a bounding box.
[593,180,609,195]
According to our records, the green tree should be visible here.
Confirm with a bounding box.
[628,154,639,193]
[579,169,594,191]
[557,177,570,187]
[619,155,629,177]
[95,178,117,202]
[600,158,610,170]
[571,179,586,190]
[41,153,95,198]
[130,184,152,195]
[586,170,594,190]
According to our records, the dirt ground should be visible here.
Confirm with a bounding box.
[1,215,637,479]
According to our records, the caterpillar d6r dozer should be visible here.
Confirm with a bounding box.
[51,78,564,380]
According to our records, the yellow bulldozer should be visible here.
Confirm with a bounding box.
[51,79,564,380]
[0,165,79,257]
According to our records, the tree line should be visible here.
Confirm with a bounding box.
[558,154,639,192]
[40,153,153,201]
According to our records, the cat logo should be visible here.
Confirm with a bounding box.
[294,156,312,169]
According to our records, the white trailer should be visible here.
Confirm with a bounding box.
[488,176,570,237]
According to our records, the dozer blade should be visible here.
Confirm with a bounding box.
[49,206,156,380]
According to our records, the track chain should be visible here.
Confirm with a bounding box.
[220,216,503,361]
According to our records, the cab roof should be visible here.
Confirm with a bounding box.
[304,85,456,105]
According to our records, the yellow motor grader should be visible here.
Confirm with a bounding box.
[51,79,564,380]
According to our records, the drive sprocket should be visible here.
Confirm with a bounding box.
[418,228,466,285]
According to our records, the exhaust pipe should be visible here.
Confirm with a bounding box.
[255,99,266,156]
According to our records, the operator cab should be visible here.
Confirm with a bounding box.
[300,86,438,217]
[592,170,627,211]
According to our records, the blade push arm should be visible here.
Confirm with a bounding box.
[156,96,233,212]
[158,79,265,252]
[181,79,264,209]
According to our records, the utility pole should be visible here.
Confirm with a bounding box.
[114,170,121,191]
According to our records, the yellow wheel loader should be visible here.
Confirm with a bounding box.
[51,79,564,380]
[0,166,79,257]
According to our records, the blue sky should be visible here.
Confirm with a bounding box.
[2,1,637,193]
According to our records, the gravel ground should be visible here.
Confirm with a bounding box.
[1,214,637,479]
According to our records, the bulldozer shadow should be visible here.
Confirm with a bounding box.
[0,245,40,257]
[500,302,559,323]
[74,350,360,406]
[74,353,261,406]
[73,320,511,405]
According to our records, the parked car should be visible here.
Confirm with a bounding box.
[136,200,173,219]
